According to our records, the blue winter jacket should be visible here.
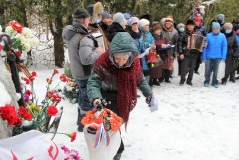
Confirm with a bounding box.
[131,34,149,71]
[140,28,155,71]
[141,28,155,48]
[202,32,227,60]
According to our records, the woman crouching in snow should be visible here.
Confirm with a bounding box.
[87,32,154,160]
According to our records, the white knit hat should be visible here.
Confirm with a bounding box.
[113,12,127,27]
[128,17,139,27]
[139,19,150,28]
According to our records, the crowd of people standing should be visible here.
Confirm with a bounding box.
[62,2,239,160]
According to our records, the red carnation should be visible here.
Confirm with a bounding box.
[18,106,33,121]
[0,104,22,126]
[18,106,27,116]
[46,78,52,84]
[47,106,58,116]
[60,75,68,82]
[0,44,2,51]
[23,78,30,84]
[53,69,59,74]
[8,116,22,126]
[0,105,12,120]
[67,132,77,142]
[25,90,32,95]
[15,51,22,57]
[31,71,37,77]
[29,76,35,81]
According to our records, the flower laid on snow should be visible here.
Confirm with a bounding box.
[60,145,81,160]
[63,78,79,104]
[67,132,77,142]
[81,108,123,132]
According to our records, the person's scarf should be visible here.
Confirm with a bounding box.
[93,50,143,125]
[128,28,142,39]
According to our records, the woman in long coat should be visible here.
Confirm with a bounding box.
[87,32,153,160]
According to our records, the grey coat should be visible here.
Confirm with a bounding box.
[62,22,101,80]
[161,26,178,56]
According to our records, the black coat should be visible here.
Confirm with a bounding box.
[107,22,126,42]
[177,30,202,57]
[224,31,239,58]
[99,22,110,40]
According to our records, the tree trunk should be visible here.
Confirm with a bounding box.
[19,0,29,27]
[49,16,64,68]
[54,31,64,68]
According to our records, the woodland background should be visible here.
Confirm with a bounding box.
[0,0,238,67]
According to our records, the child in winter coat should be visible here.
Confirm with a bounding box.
[202,22,227,88]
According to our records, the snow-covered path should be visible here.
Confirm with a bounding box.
[33,61,239,160]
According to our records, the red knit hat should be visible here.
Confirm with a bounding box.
[194,17,201,23]
[165,18,173,24]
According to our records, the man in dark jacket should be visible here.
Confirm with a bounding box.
[221,22,239,84]
[178,19,202,86]
[99,11,112,49]
[62,8,104,132]
[99,11,112,38]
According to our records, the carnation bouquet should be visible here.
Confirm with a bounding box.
[0,69,75,140]
[81,104,123,160]
[63,78,79,104]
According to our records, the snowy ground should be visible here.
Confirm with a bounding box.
[31,61,239,160]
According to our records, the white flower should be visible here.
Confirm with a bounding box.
[0,25,2,32]
[29,37,39,47]
[11,30,18,37]
[22,28,32,38]
[5,26,14,34]
[15,33,22,39]
[19,36,26,43]
[23,38,30,43]
[23,43,31,52]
